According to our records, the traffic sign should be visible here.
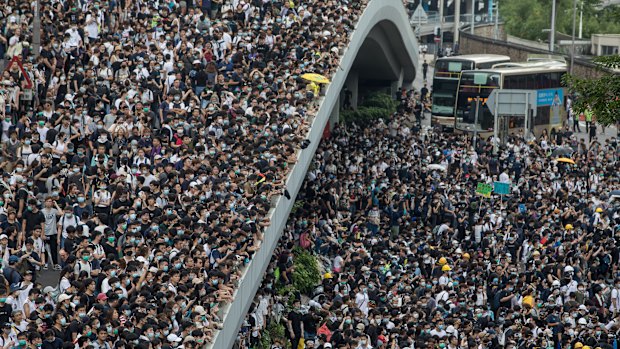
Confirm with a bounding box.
[410,3,428,24]
[486,89,537,117]
[3,56,33,90]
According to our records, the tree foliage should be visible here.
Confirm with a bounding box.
[562,55,620,125]
[500,0,620,42]
[291,246,321,295]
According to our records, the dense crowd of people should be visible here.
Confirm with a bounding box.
[0,0,373,347]
[241,110,620,349]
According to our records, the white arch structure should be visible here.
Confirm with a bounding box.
[208,1,419,347]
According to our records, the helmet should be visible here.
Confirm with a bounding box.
[564,266,574,273]
[438,257,447,265]
[462,253,471,259]
[442,265,452,272]
[574,343,583,349]
[522,295,534,308]
[596,207,603,213]
[552,280,561,287]
[565,224,573,230]
[324,272,332,279]
[583,346,591,349]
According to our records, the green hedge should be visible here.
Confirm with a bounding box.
[340,92,397,124]
[292,246,322,295]
[258,321,287,349]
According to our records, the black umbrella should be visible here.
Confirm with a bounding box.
[551,147,574,157]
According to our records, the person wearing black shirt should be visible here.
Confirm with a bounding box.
[42,329,63,349]
[287,299,304,349]
[0,300,11,326]
[79,279,97,310]
[302,309,320,341]
[111,192,132,226]
[22,199,45,238]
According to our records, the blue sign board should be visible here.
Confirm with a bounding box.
[519,204,526,214]
[537,88,564,107]
[494,181,510,195]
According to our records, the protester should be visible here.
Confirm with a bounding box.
[0,0,371,347]
[241,111,620,349]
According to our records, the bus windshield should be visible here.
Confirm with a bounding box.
[431,92,456,116]
[455,72,500,132]
[435,60,474,78]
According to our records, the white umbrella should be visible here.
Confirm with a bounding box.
[426,164,447,171]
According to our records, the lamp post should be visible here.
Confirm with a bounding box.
[570,0,577,74]
[549,0,556,52]
[470,0,476,35]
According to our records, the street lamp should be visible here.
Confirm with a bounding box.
[549,0,556,52]
[570,0,577,74]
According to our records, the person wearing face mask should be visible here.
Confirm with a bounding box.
[355,284,370,316]
[287,298,304,349]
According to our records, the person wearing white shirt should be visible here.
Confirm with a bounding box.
[84,13,99,40]
[65,26,82,48]
[355,285,370,316]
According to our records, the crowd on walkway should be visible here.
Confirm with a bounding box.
[242,110,620,349]
[0,0,372,347]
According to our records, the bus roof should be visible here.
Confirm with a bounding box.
[463,62,567,76]
[527,54,567,64]
[437,54,511,64]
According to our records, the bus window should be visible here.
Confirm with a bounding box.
[455,72,500,132]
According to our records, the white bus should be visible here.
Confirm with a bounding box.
[454,62,568,138]
[431,54,511,131]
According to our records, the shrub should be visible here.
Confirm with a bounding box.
[292,247,321,295]
[340,92,397,124]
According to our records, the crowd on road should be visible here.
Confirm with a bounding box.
[242,110,620,349]
[0,0,372,347]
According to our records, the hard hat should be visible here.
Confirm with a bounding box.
[324,272,332,279]
[532,250,541,256]
[442,265,452,272]
[582,346,591,349]
[574,343,583,349]
[596,207,603,213]
[565,224,573,230]
[578,318,588,325]
[438,257,447,265]
[522,295,534,308]
[462,253,471,259]
[564,265,574,273]
[552,280,561,287]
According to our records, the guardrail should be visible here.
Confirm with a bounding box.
[205,0,420,348]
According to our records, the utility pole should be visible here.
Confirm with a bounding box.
[470,0,476,35]
[455,0,461,46]
[438,0,444,54]
[570,0,577,74]
[493,1,499,40]
[549,0,556,52]
[578,1,583,39]
[473,96,480,150]
[33,0,41,58]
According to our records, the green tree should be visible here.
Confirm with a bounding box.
[563,55,620,125]
[499,0,620,41]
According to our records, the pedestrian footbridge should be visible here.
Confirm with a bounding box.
[207,0,420,348]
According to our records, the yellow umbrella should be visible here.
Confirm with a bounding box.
[301,73,330,84]
[556,157,575,164]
